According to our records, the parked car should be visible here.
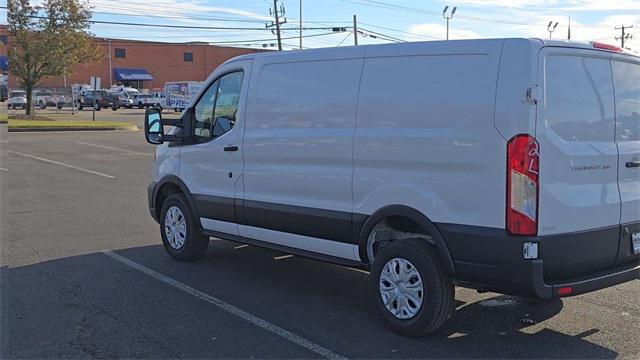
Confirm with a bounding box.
[54,94,69,110]
[8,90,27,109]
[132,94,153,109]
[75,90,117,111]
[116,93,134,109]
[143,39,640,336]
[33,90,56,109]
[0,85,7,102]
[109,85,141,99]
[151,91,166,110]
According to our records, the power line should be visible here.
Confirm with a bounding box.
[94,0,271,22]
[1,9,338,32]
[356,21,443,40]
[357,27,406,43]
[337,0,618,29]
[90,32,341,46]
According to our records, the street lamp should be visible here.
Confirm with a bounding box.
[443,6,457,40]
[547,21,559,39]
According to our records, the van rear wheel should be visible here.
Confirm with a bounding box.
[160,193,209,261]
[370,238,454,336]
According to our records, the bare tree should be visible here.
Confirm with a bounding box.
[8,0,100,116]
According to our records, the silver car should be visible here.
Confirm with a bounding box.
[8,90,27,110]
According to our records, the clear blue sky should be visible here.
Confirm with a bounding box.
[3,0,639,50]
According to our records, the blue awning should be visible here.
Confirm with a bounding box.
[0,56,8,71]
[113,68,154,81]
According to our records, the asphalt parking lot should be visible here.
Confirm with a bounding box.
[1,128,639,359]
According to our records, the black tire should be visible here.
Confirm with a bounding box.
[159,193,209,261]
[38,101,46,110]
[111,105,118,111]
[370,238,454,337]
[77,103,83,111]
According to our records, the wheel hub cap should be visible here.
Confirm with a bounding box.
[164,206,186,249]
[379,257,424,320]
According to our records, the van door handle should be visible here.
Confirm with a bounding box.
[224,145,239,152]
[625,161,640,168]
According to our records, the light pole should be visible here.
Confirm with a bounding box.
[106,38,112,87]
[443,6,457,40]
[547,21,559,39]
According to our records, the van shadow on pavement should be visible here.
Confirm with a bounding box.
[1,244,618,359]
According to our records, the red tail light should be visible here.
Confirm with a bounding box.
[592,42,622,52]
[506,134,539,236]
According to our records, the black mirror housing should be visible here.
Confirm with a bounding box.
[144,107,164,145]
[144,107,191,145]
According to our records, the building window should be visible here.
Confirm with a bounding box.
[184,52,193,62]
[115,48,126,58]
[0,35,7,45]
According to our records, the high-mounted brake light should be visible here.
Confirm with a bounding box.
[506,134,539,236]
[592,42,622,52]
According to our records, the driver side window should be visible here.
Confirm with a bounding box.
[193,81,218,138]
[193,71,244,140]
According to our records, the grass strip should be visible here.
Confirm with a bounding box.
[8,119,137,131]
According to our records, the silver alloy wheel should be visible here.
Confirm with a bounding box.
[164,206,187,249]
[379,257,424,320]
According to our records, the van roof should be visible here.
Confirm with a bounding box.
[225,38,638,64]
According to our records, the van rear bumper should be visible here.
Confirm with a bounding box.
[534,260,640,298]
[438,223,640,299]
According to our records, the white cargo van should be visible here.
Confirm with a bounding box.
[144,39,640,336]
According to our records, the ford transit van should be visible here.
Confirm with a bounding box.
[144,38,640,336]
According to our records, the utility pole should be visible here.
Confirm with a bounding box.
[442,6,457,40]
[266,0,286,51]
[568,16,571,40]
[615,25,633,49]
[353,14,358,45]
[547,21,559,39]
[299,0,303,49]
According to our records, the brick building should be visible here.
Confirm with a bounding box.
[2,25,266,90]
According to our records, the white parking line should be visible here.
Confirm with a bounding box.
[0,140,8,143]
[76,141,154,157]
[8,150,115,179]
[102,250,348,360]
[233,244,249,249]
[0,167,7,172]
[274,254,294,260]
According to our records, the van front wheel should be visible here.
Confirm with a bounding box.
[160,193,209,261]
[370,238,454,336]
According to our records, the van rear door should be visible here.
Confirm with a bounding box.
[611,55,640,263]
[536,48,620,278]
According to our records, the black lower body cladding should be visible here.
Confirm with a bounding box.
[148,181,639,298]
[438,222,640,298]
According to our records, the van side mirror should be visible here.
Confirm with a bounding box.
[144,108,164,145]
